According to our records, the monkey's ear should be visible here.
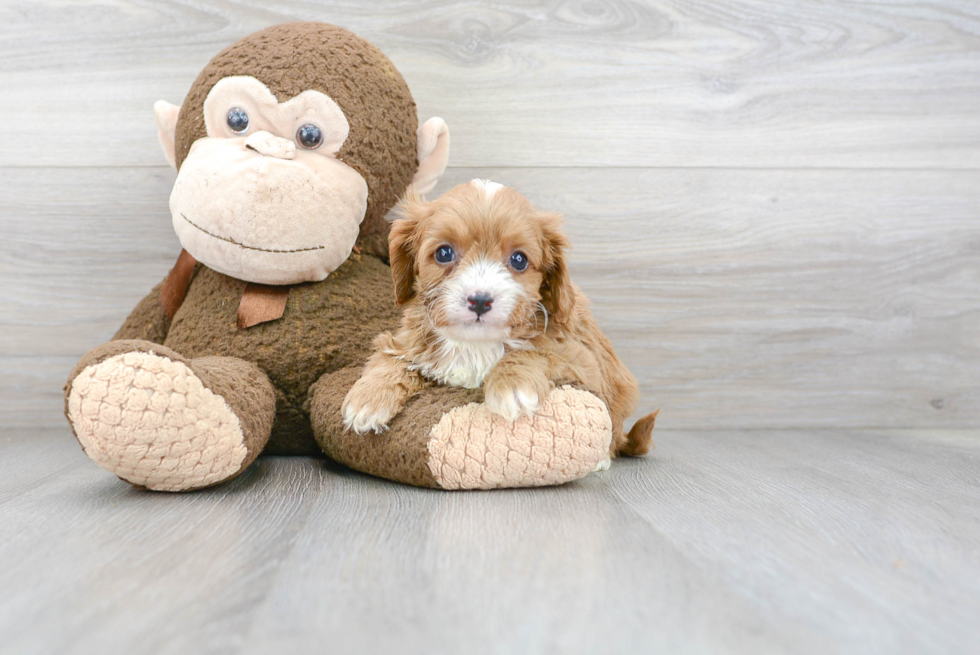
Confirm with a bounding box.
[389,189,431,304]
[154,100,181,169]
[413,117,450,195]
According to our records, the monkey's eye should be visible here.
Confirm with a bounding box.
[435,245,455,264]
[510,251,529,272]
[296,124,323,149]
[226,107,249,134]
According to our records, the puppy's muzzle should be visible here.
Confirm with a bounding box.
[467,292,493,317]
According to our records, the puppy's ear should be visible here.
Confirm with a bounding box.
[389,187,430,304]
[537,211,575,325]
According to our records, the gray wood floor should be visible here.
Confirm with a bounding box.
[2,427,979,654]
[1,1,979,653]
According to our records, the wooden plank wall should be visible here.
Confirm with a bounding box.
[1,0,978,430]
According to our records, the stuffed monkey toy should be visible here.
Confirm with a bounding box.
[64,22,614,491]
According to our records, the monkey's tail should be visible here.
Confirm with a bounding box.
[619,409,659,457]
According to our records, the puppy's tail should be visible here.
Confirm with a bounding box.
[619,409,659,457]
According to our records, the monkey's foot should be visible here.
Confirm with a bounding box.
[66,347,265,491]
[426,386,612,490]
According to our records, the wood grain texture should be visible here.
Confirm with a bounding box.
[0,0,979,168]
[1,427,978,654]
[3,166,977,429]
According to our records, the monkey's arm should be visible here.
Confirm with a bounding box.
[112,278,172,344]
[113,253,199,343]
[310,366,612,490]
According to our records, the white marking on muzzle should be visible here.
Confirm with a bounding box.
[450,257,520,319]
[421,257,531,388]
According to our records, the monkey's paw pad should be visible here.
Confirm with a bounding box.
[66,351,247,492]
[425,386,612,490]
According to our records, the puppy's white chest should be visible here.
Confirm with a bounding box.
[422,339,507,389]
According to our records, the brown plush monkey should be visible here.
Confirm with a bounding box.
[64,22,614,491]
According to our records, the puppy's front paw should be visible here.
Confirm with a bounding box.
[342,379,404,435]
[484,378,544,422]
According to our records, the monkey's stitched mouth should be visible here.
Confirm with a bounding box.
[181,213,326,254]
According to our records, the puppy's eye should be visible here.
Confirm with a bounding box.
[435,245,456,264]
[227,107,249,134]
[510,251,529,272]
[296,123,323,149]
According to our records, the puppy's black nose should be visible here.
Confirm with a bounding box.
[467,293,493,317]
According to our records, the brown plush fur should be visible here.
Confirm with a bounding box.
[174,22,418,259]
[345,183,655,457]
[87,23,418,456]
[111,254,401,455]
[310,366,484,488]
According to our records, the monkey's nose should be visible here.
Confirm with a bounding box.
[244,131,296,160]
[467,293,493,317]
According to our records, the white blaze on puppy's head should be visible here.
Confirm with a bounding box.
[469,178,505,199]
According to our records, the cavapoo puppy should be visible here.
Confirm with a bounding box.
[342,179,656,459]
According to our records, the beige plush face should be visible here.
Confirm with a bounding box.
[169,76,368,285]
